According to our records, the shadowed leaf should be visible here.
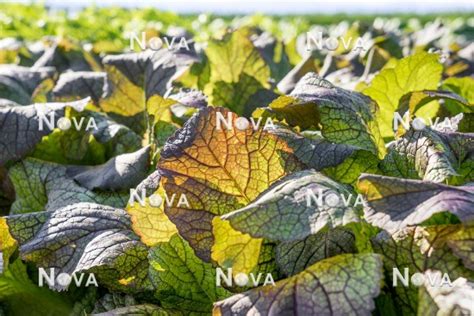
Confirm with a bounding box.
[6,203,151,292]
[158,107,303,261]
[358,174,474,233]
[0,98,89,166]
[276,227,357,276]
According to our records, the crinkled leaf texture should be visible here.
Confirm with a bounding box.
[149,234,231,315]
[0,98,89,166]
[255,72,386,158]
[363,51,443,139]
[214,253,383,316]
[221,170,360,242]
[32,108,143,165]
[91,292,137,313]
[358,174,474,233]
[372,225,474,314]
[269,126,379,173]
[6,202,150,292]
[275,227,357,276]
[157,106,304,260]
[9,158,129,214]
[270,127,381,185]
[92,304,173,316]
[381,127,473,183]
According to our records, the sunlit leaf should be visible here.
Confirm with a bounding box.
[363,52,443,139]
[214,254,383,316]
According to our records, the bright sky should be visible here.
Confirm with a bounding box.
[7,0,474,14]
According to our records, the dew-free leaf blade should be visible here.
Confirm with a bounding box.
[9,158,129,214]
[257,72,386,158]
[213,253,383,316]
[363,51,443,139]
[221,170,360,242]
[358,174,474,233]
[157,107,303,260]
[6,202,151,292]
[372,225,474,314]
[0,98,89,166]
[149,234,231,315]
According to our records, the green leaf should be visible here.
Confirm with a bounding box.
[0,259,73,316]
[149,234,231,315]
[214,254,383,316]
[8,158,129,214]
[204,74,276,117]
[269,127,382,185]
[252,31,292,83]
[372,225,474,314]
[269,126,370,170]
[0,98,89,166]
[204,29,271,115]
[275,227,357,276]
[323,150,381,185]
[158,107,304,261]
[211,217,264,275]
[399,90,472,116]
[100,50,197,134]
[30,106,142,165]
[6,202,151,292]
[358,174,474,233]
[221,170,360,242]
[441,77,474,115]
[363,51,443,139]
[146,94,181,148]
[0,38,30,65]
[126,183,179,247]
[0,217,17,270]
[90,293,136,314]
[257,72,386,158]
[92,304,175,316]
[380,127,473,183]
